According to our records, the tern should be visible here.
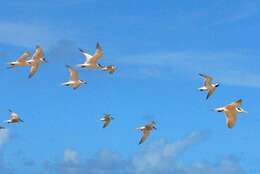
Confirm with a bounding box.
[62,65,87,90]
[213,99,247,128]
[99,114,114,128]
[137,121,156,144]
[27,46,47,78]
[8,51,31,68]
[198,73,220,99]
[4,109,24,124]
[78,42,103,69]
[101,65,117,74]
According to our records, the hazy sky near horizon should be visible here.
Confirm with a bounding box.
[0,0,260,174]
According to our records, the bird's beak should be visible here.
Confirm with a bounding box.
[244,110,248,113]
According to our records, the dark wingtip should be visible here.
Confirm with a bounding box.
[79,48,84,53]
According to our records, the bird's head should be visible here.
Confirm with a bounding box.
[236,107,247,113]
[40,57,48,63]
[80,80,87,84]
[214,83,220,88]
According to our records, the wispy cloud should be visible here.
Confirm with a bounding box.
[42,131,245,174]
[0,21,67,48]
[118,50,260,88]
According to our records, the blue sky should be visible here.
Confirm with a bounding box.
[0,0,260,173]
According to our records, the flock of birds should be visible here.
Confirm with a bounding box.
[0,42,248,145]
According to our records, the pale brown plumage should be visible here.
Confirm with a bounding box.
[137,121,156,144]
[198,73,219,99]
[214,99,246,128]
[28,46,46,78]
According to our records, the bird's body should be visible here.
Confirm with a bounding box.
[27,46,47,78]
[137,121,156,144]
[100,114,114,128]
[8,51,31,68]
[213,99,247,128]
[4,110,24,124]
[62,65,87,89]
[78,42,104,69]
[198,73,219,99]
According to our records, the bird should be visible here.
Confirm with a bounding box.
[7,51,31,68]
[213,99,247,128]
[137,121,156,144]
[198,73,220,99]
[99,114,114,128]
[4,109,24,124]
[101,65,117,74]
[27,46,47,78]
[78,42,104,69]
[62,65,87,90]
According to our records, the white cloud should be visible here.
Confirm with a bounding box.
[64,149,79,164]
[43,131,246,174]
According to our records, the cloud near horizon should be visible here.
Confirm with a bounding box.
[42,131,246,174]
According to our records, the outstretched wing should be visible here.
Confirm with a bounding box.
[103,120,111,128]
[199,73,213,87]
[226,99,242,110]
[17,51,31,62]
[139,129,150,144]
[224,110,237,128]
[28,64,39,78]
[67,65,78,81]
[32,46,44,61]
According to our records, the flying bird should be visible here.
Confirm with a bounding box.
[27,46,47,78]
[137,121,156,145]
[78,42,104,69]
[101,65,117,74]
[4,109,24,124]
[99,114,114,128]
[198,73,220,99]
[8,51,31,68]
[213,99,247,128]
[62,65,87,90]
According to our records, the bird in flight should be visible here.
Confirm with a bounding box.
[78,42,104,69]
[137,121,157,144]
[198,73,220,99]
[99,114,114,128]
[101,65,117,74]
[213,99,247,128]
[62,65,87,90]
[27,46,47,78]
[4,109,24,124]
[8,51,31,68]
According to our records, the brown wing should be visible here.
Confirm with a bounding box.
[32,46,44,61]
[28,64,39,78]
[104,114,111,119]
[224,110,237,128]
[103,120,111,128]
[139,129,150,144]
[89,42,103,63]
[226,99,242,110]
[199,73,213,87]
[17,51,30,62]
[206,87,216,99]
[67,65,78,81]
